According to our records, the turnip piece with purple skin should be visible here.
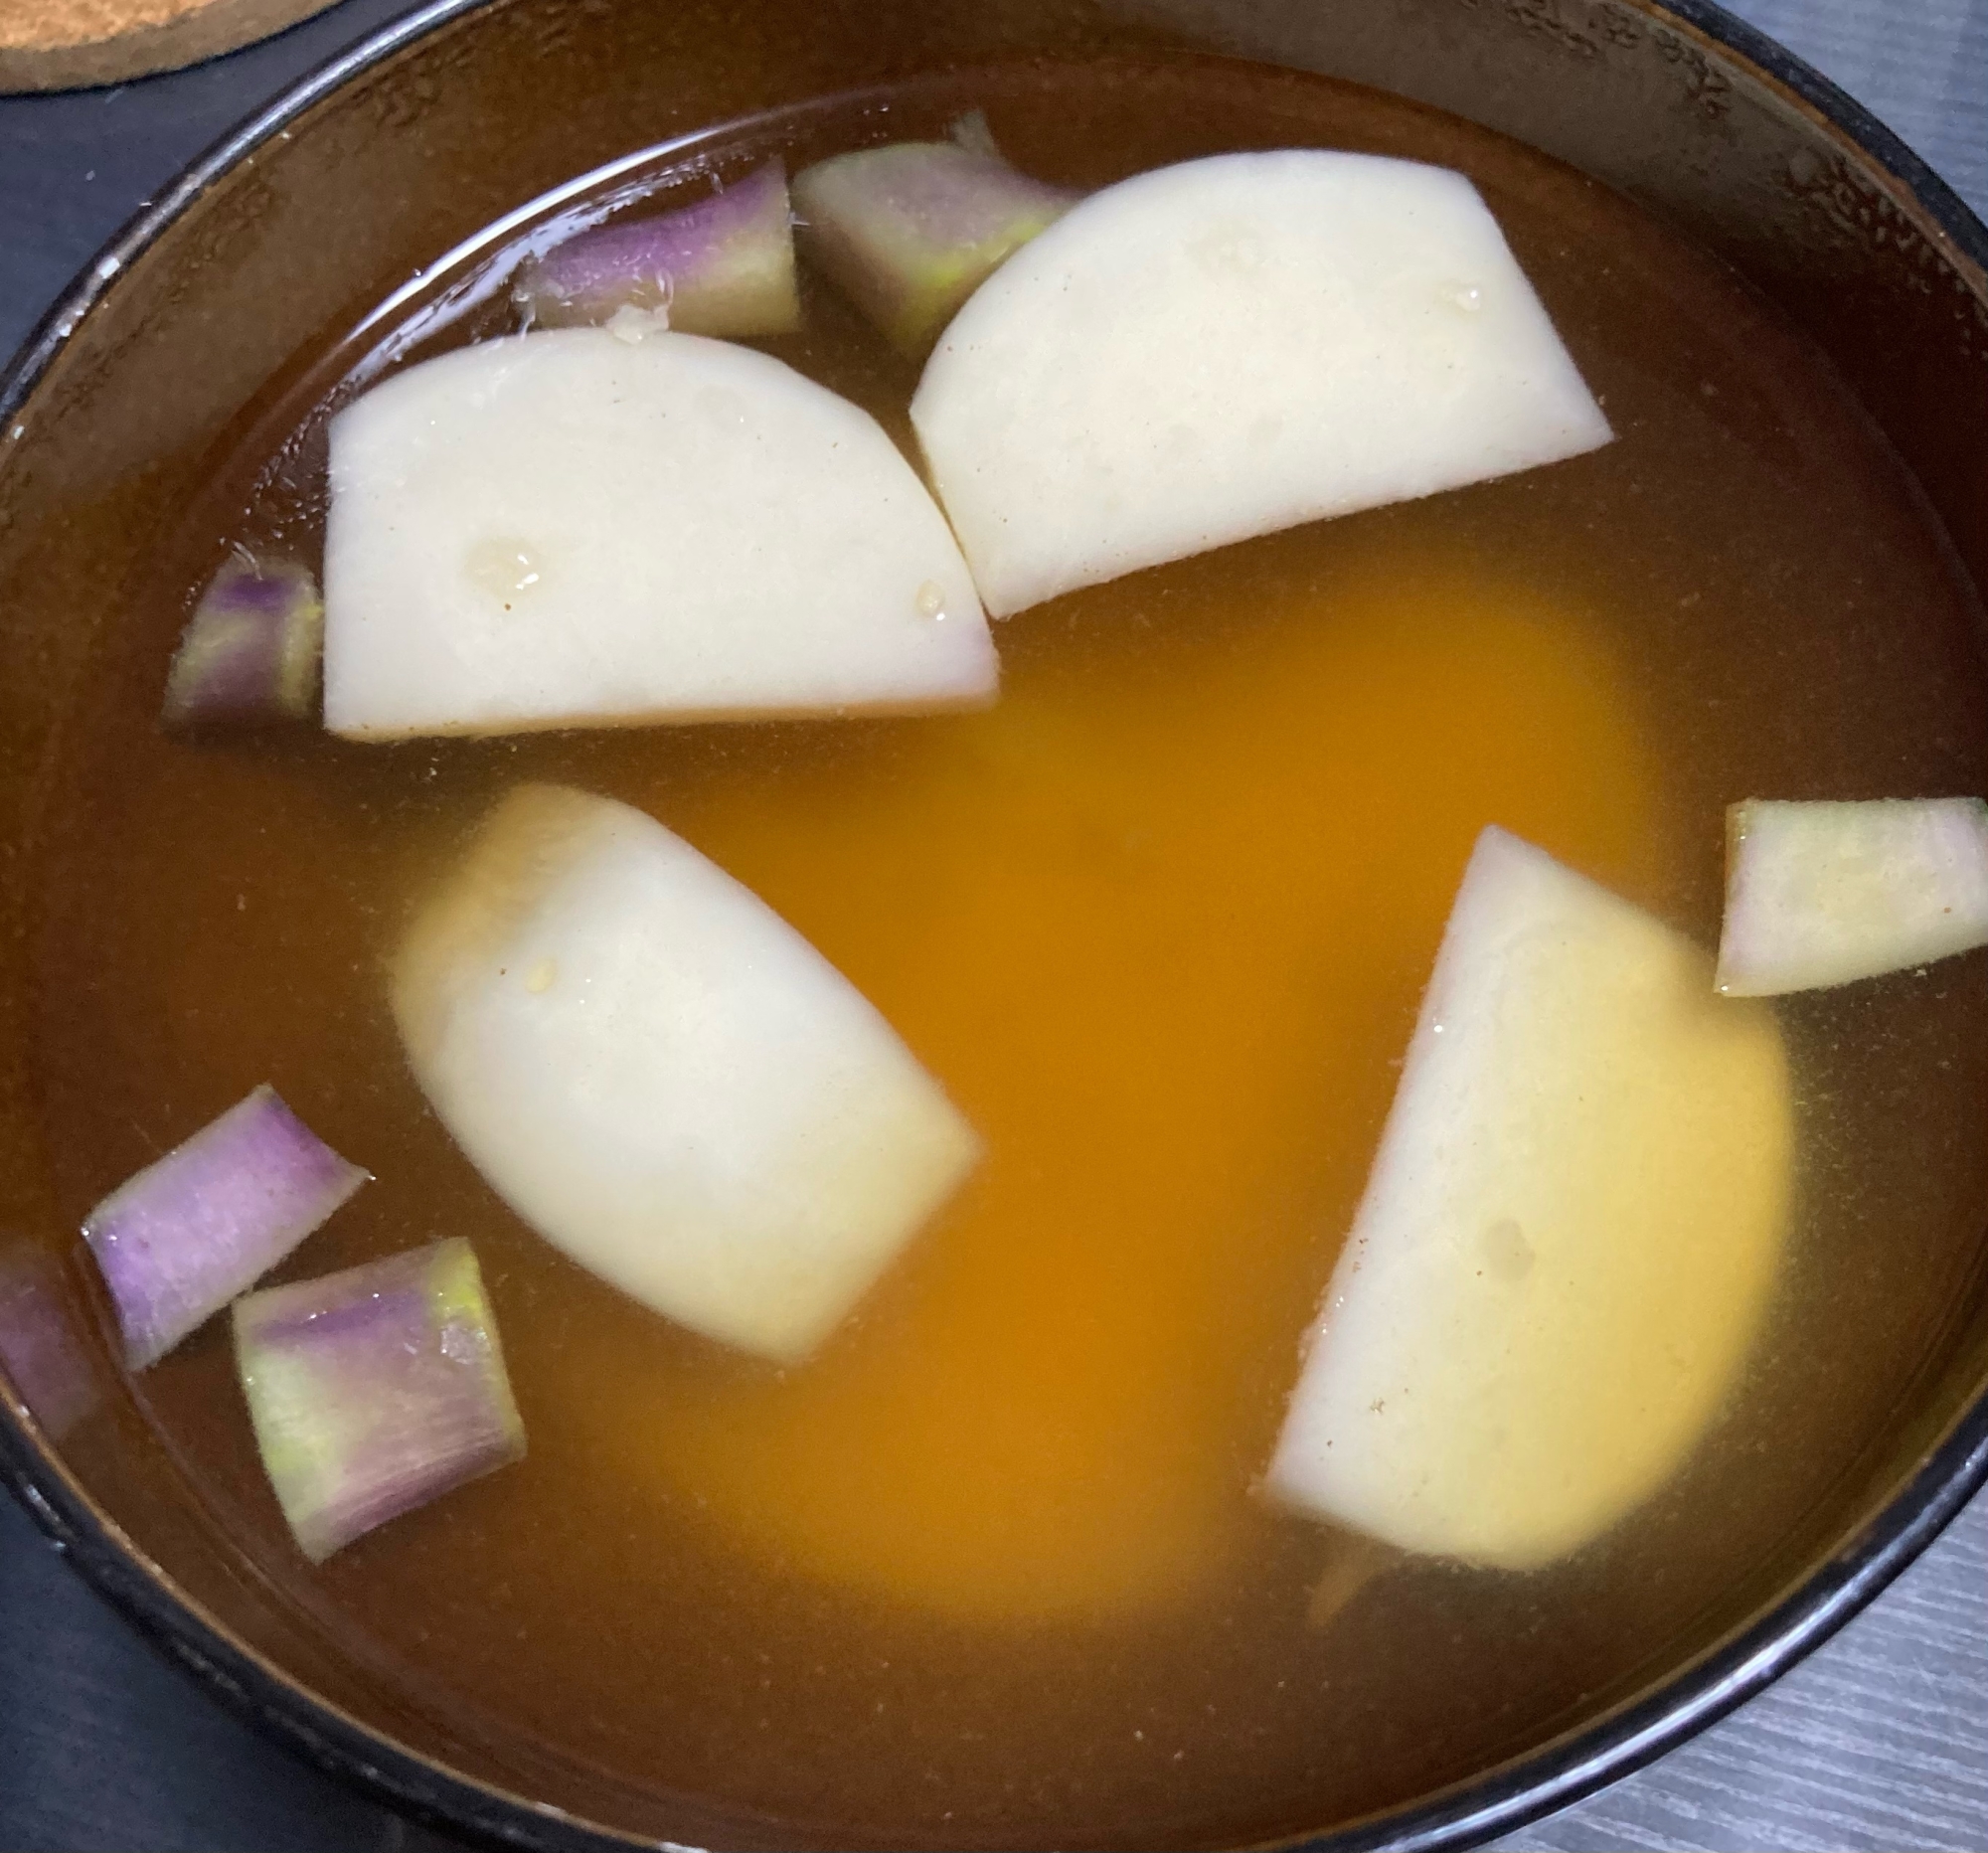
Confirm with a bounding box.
[1716,797,1988,996]
[234,1238,525,1563]
[792,117,1078,355]
[514,160,800,338]
[83,1086,369,1370]
[0,1243,98,1439]
[161,554,324,728]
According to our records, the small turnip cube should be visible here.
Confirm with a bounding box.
[161,554,323,728]
[514,160,800,338]
[792,120,1077,355]
[0,1243,97,1439]
[83,1086,369,1370]
[234,1239,525,1562]
[1716,797,1988,996]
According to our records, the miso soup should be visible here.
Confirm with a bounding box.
[25,49,1988,1852]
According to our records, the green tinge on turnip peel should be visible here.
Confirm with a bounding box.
[1716,796,1988,995]
[792,115,1078,355]
[234,1238,525,1563]
[514,160,800,338]
[161,554,324,727]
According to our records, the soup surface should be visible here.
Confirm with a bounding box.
[24,50,1988,1851]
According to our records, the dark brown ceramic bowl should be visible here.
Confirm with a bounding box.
[2,1,1987,1848]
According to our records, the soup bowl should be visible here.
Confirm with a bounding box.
[1,0,1986,1847]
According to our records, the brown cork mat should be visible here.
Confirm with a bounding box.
[0,0,346,90]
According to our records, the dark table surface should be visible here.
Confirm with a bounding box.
[3,2,1987,1848]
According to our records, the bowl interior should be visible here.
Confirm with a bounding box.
[2,1,1987,1848]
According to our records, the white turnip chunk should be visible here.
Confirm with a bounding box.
[1716,797,1988,996]
[1267,828,1792,1571]
[322,329,994,739]
[392,784,982,1363]
[911,151,1612,616]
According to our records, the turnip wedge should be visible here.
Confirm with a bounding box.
[513,160,800,338]
[792,117,1077,355]
[1266,827,1792,1572]
[234,1238,524,1563]
[321,328,994,740]
[83,1087,369,1370]
[161,554,323,727]
[1716,797,1988,996]
[911,150,1612,617]
[391,784,981,1363]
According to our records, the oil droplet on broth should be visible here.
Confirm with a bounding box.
[571,560,1665,1624]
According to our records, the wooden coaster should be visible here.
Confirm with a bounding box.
[0,0,346,91]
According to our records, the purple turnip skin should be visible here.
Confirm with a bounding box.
[792,122,1078,354]
[515,159,800,337]
[161,554,324,727]
[233,1239,525,1563]
[83,1086,368,1369]
[0,1243,98,1438]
